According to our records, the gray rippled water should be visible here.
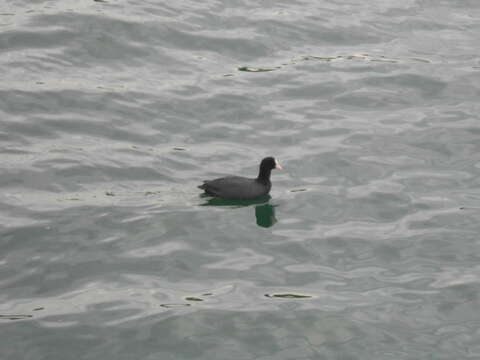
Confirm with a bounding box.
[1,1,480,359]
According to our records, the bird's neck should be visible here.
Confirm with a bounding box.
[257,168,271,182]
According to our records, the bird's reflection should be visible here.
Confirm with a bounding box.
[254,203,277,228]
[200,195,277,228]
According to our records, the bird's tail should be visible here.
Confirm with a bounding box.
[198,181,209,190]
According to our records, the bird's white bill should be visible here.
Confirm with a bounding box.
[275,159,283,170]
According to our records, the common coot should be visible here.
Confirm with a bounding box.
[198,157,283,200]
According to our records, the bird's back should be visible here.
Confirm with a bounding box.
[199,176,271,200]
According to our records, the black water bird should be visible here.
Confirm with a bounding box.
[198,157,283,200]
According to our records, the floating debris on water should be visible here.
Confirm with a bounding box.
[0,314,33,320]
[160,303,191,308]
[238,54,432,75]
[185,297,204,302]
[238,66,279,72]
[410,57,431,63]
[105,191,115,196]
[370,57,398,63]
[298,55,338,62]
[265,293,312,299]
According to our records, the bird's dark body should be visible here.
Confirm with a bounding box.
[198,157,281,200]
[198,176,271,200]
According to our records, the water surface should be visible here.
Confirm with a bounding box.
[1,1,480,359]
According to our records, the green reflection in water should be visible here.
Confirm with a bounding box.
[200,195,277,228]
[254,204,277,228]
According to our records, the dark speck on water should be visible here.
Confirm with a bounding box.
[265,293,313,299]
[185,297,204,302]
